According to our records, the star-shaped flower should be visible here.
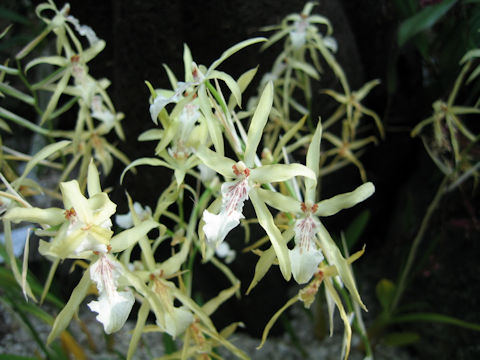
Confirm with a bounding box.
[256,122,374,284]
[197,82,316,280]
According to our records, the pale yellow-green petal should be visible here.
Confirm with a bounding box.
[202,282,240,316]
[110,219,160,253]
[288,58,320,80]
[47,269,91,344]
[198,85,224,155]
[305,120,322,203]
[88,193,116,225]
[324,277,352,360]
[195,146,235,179]
[272,115,307,160]
[315,182,374,217]
[158,237,191,277]
[318,222,366,310]
[14,140,70,191]
[251,163,315,184]
[208,37,266,74]
[25,56,68,72]
[249,188,291,280]
[87,160,102,197]
[120,157,173,183]
[127,301,149,360]
[255,188,301,214]
[228,67,258,110]
[209,69,242,108]
[183,43,194,82]
[244,81,273,167]
[82,39,106,63]
[40,70,71,125]
[4,207,65,226]
[60,180,89,220]
[246,245,276,295]
[257,294,299,349]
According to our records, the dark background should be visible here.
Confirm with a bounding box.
[2,0,480,358]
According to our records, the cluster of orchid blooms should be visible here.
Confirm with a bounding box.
[1,1,383,359]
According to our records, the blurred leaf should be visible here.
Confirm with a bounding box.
[383,331,420,346]
[391,312,480,331]
[0,24,13,39]
[345,210,370,250]
[0,6,29,24]
[0,81,35,105]
[398,0,457,47]
[162,333,177,355]
[376,279,396,311]
[393,0,418,17]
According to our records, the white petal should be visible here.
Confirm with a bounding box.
[215,242,236,263]
[290,30,306,48]
[149,94,171,122]
[202,210,242,247]
[202,178,250,247]
[75,235,108,254]
[323,36,338,53]
[66,15,100,45]
[88,255,134,333]
[289,245,324,284]
[115,202,151,229]
[198,164,217,183]
[88,290,134,334]
[289,20,307,49]
[164,306,194,338]
[149,82,193,122]
[115,212,133,229]
[179,103,200,139]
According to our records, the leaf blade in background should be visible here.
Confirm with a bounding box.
[398,0,457,47]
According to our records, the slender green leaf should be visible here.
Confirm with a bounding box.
[383,332,420,346]
[391,312,480,331]
[376,279,396,311]
[398,0,457,47]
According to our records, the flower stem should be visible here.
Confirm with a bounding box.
[390,174,449,312]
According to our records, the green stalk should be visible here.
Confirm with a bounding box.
[184,187,213,295]
[390,174,449,312]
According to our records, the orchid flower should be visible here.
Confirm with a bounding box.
[150,275,194,338]
[88,253,135,334]
[65,14,100,46]
[149,39,266,156]
[4,162,116,259]
[257,122,374,284]
[115,202,152,229]
[261,2,335,52]
[197,82,316,280]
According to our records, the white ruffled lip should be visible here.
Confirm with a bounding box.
[88,255,134,334]
[202,177,250,248]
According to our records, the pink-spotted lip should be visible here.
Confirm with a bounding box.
[294,214,320,252]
